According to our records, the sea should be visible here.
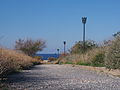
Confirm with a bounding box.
[35,54,59,60]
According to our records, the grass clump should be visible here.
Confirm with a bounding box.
[58,47,105,67]
[91,50,105,67]
[64,61,74,64]
[76,62,91,66]
[0,47,41,78]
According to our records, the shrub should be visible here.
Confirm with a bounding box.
[31,58,41,65]
[34,56,42,60]
[48,57,56,61]
[58,47,105,67]
[105,37,120,69]
[113,31,120,38]
[15,38,46,56]
[70,40,98,54]
[0,47,39,78]
[91,53,105,67]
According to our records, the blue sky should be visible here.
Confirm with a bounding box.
[0,0,120,53]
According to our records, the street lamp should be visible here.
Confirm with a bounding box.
[57,49,60,58]
[63,41,66,56]
[82,17,87,53]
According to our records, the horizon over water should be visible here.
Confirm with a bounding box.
[35,54,59,60]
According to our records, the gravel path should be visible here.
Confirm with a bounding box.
[6,64,120,90]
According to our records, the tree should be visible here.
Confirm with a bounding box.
[15,38,46,56]
[70,40,97,54]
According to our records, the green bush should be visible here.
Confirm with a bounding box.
[105,37,120,69]
[91,53,105,67]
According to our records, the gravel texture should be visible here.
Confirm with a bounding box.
[6,64,120,90]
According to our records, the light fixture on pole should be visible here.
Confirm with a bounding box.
[57,49,60,58]
[63,41,66,56]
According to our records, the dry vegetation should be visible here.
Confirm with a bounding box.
[0,47,41,78]
[105,36,120,69]
[59,47,105,67]
[58,31,120,69]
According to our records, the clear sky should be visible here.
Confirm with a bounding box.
[0,0,120,53]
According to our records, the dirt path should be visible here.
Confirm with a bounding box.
[5,64,120,90]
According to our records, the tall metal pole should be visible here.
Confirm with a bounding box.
[82,17,87,53]
[63,41,66,56]
[83,22,85,52]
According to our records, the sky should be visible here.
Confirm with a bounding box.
[0,0,120,54]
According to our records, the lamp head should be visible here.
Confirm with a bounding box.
[63,41,66,45]
[82,17,87,24]
[57,49,59,51]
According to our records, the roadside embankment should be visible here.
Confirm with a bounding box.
[65,64,120,77]
[0,47,41,79]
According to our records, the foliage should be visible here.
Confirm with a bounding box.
[105,36,120,69]
[15,38,46,56]
[33,56,42,60]
[76,62,91,66]
[64,61,74,64]
[102,31,120,47]
[113,31,120,38]
[31,59,41,65]
[91,53,105,67]
[70,40,98,54]
[48,57,56,61]
[58,31,120,69]
[103,40,112,46]
[58,47,105,67]
[0,47,40,78]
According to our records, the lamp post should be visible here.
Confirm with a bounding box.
[82,17,87,53]
[57,49,59,58]
[63,41,66,56]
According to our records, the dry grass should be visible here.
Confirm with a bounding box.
[59,47,105,66]
[105,37,120,69]
[0,47,40,78]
